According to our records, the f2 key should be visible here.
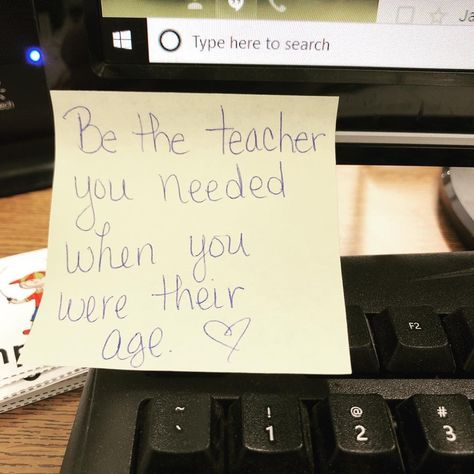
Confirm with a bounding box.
[371,306,455,374]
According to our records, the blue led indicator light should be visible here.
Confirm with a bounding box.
[26,48,43,66]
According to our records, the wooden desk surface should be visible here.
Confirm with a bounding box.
[0,166,464,473]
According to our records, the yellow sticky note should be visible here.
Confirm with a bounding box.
[23,91,351,374]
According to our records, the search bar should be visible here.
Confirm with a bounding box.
[147,18,474,69]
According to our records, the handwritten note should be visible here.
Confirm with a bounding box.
[23,91,351,374]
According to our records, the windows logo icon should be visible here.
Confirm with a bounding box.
[112,30,132,50]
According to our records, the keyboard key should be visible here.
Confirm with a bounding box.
[397,394,474,473]
[312,394,403,473]
[444,308,474,373]
[371,306,456,374]
[135,394,224,474]
[228,394,313,474]
[346,306,380,374]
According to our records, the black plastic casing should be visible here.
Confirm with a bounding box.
[0,0,54,196]
[77,0,474,166]
[61,251,474,474]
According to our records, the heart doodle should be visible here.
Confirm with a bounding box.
[203,317,251,362]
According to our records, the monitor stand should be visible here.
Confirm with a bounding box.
[440,167,474,249]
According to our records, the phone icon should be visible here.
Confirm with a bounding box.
[269,0,286,13]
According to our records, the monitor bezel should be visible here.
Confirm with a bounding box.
[87,0,474,86]
[80,0,474,166]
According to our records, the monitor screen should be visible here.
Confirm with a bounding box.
[29,0,472,165]
[98,0,473,71]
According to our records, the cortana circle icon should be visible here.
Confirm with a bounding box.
[159,30,181,52]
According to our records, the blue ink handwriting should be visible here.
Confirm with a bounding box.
[65,221,156,274]
[133,112,189,155]
[203,317,251,362]
[74,176,133,232]
[159,161,285,205]
[56,292,127,323]
[190,232,250,283]
[152,274,244,311]
[101,326,163,368]
[205,106,326,156]
[63,105,117,154]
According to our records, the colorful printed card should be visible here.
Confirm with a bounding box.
[23,91,351,374]
[0,249,48,386]
[0,249,86,412]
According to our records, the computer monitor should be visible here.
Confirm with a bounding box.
[1,0,473,197]
[75,0,472,165]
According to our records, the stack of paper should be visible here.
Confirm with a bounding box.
[0,249,86,413]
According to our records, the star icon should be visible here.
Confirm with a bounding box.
[430,7,447,24]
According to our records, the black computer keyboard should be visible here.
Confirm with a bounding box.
[61,252,474,474]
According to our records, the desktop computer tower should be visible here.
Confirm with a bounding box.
[0,0,53,195]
